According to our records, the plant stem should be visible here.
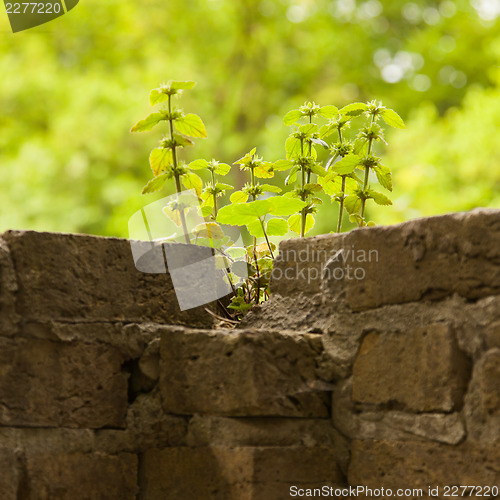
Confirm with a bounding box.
[300,138,306,238]
[337,125,346,233]
[360,115,375,222]
[211,170,218,219]
[250,166,274,258]
[168,94,190,244]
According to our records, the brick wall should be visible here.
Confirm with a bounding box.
[0,209,499,499]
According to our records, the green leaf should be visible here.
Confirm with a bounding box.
[285,136,302,159]
[318,105,339,119]
[266,218,289,236]
[149,148,173,176]
[230,190,249,204]
[368,190,392,205]
[131,112,165,132]
[268,196,307,216]
[344,194,362,214]
[169,80,196,91]
[260,184,282,194]
[188,159,209,170]
[320,123,337,139]
[288,213,315,235]
[299,123,319,135]
[200,205,213,217]
[215,183,233,192]
[173,134,195,147]
[375,164,393,191]
[310,137,329,148]
[273,159,294,171]
[283,109,303,126]
[254,162,274,179]
[330,154,360,175]
[193,222,224,239]
[285,166,299,185]
[149,89,169,106]
[339,102,368,117]
[381,108,405,129]
[175,113,207,138]
[215,163,231,176]
[217,199,272,225]
[247,219,265,238]
[310,163,327,177]
[182,172,203,196]
[142,174,169,194]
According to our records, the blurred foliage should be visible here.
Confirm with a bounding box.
[0,0,499,236]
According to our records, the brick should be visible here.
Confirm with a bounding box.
[160,327,329,417]
[348,440,500,490]
[0,337,128,428]
[0,447,19,500]
[2,230,213,327]
[23,452,137,500]
[139,446,343,500]
[352,324,470,412]
[0,237,19,336]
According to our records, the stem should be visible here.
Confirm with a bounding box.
[211,170,218,219]
[253,247,261,305]
[360,115,375,222]
[168,94,190,244]
[337,176,346,233]
[306,114,312,184]
[300,138,306,238]
[259,218,274,259]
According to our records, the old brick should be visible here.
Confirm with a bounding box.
[2,230,213,327]
[139,446,343,500]
[0,337,128,428]
[0,237,19,337]
[464,349,500,444]
[0,447,19,500]
[270,209,500,311]
[352,324,470,412]
[160,327,330,417]
[24,452,137,500]
[348,440,500,490]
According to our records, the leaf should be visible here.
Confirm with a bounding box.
[182,172,203,196]
[318,105,339,119]
[285,136,302,159]
[310,137,329,149]
[375,164,393,192]
[320,123,337,139]
[188,159,210,170]
[215,163,231,176]
[175,113,208,138]
[299,123,319,135]
[230,190,249,204]
[273,159,293,171]
[169,80,196,91]
[247,219,265,238]
[131,112,165,132]
[193,222,224,239]
[217,199,272,226]
[254,162,274,179]
[266,218,288,236]
[142,174,169,194]
[283,109,303,125]
[268,196,307,216]
[260,184,282,194]
[149,89,169,106]
[381,108,405,129]
[162,204,185,227]
[149,148,173,176]
[310,163,327,177]
[288,213,315,235]
[215,183,233,192]
[200,205,213,217]
[285,166,299,185]
[339,102,368,117]
[344,194,362,214]
[173,134,195,147]
[368,190,392,205]
[330,154,361,175]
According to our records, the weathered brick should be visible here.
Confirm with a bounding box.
[139,446,343,500]
[0,237,19,337]
[352,324,470,412]
[0,337,128,428]
[0,447,19,500]
[2,230,213,327]
[348,440,500,490]
[270,209,500,311]
[23,452,137,500]
[160,327,329,417]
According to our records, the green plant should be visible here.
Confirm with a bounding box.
[133,82,404,320]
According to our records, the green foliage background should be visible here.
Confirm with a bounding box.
[1,0,499,237]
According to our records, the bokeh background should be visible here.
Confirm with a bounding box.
[1,0,499,237]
